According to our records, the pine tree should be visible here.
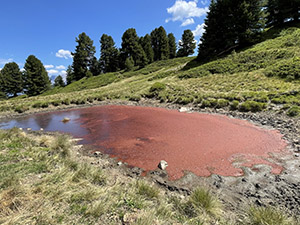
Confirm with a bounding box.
[0,62,23,96]
[54,75,65,87]
[168,33,177,59]
[121,28,148,68]
[90,57,101,76]
[177,30,196,57]
[66,65,75,85]
[198,0,264,61]
[267,0,300,26]
[151,26,169,61]
[23,55,50,96]
[140,34,154,64]
[125,56,134,71]
[99,34,119,73]
[72,32,96,81]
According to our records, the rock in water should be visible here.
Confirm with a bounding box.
[158,160,168,170]
[62,117,70,123]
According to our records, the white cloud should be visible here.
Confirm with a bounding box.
[56,49,72,59]
[44,65,54,69]
[56,65,66,70]
[60,70,67,81]
[166,0,208,24]
[192,23,206,37]
[47,69,59,75]
[0,58,13,65]
[181,18,195,27]
[20,68,25,72]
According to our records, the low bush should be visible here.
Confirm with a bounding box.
[239,101,266,112]
[136,181,159,199]
[148,82,166,98]
[129,95,141,102]
[265,58,300,80]
[248,206,294,225]
[230,100,240,110]
[14,105,29,113]
[32,101,49,108]
[287,106,300,117]
[175,96,194,105]
[216,99,229,108]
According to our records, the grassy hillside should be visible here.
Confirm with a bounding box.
[1,24,300,117]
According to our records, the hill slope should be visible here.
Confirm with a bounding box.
[1,24,300,117]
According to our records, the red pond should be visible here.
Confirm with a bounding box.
[0,105,288,180]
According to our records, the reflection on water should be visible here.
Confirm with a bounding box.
[0,110,89,137]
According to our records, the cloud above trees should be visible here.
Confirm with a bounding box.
[55,49,72,59]
[166,0,208,27]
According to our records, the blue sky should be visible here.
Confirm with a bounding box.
[0,0,209,79]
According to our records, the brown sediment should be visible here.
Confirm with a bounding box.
[75,105,288,180]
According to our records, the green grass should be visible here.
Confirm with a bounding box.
[2,24,300,119]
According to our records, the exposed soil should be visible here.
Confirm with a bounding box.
[1,99,300,216]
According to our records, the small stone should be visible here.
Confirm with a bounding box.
[179,107,190,113]
[94,151,101,156]
[158,160,168,170]
[40,128,44,131]
[62,117,70,123]
[27,128,32,131]
[117,161,122,166]
[19,128,23,131]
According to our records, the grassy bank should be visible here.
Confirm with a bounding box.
[0,128,297,225]
[1,24,300,118]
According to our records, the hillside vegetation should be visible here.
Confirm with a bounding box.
[1,24,300,117]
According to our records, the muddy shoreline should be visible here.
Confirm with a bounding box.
[1,99,300,216]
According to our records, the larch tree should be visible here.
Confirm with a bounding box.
[168,33,177,59]
[151,26,169,61]
[72,32,96,81]
[99,34,119,73]
[140,34,154,64]
[23,55,50,96]
[177,30,196,57]
[0,62,23,97]
[121,28,148,68]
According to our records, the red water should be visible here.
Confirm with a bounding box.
[77,105,288,180]
[0,105,288,180]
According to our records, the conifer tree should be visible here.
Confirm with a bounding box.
[66,65,75,85]
[198,0,263,61]
[140,34,154,64]
[54,75,65,87]
[151,26,169,61]
[90,56,101,76]
[0,62,23,96]
[177,30,196,57]
[99,34,119,73]
[121,28,148,68]
[168,33,177,59]
[23,55,50,96]
[72,32,96,81]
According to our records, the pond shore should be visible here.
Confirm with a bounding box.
[1,99,300,217]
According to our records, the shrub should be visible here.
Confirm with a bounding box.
[129,95,141,102]
[136,181,159,199]
[149,82,166,93]
[287,106,300,117]
[14,105,29,113]
[230,100,240,110]
[216,99,229,108]
[62,99,70,105]
[248,206,294,225]
[51,100,61,106]
[32,101,49,108]
[189,188,222,217]
[265,58,300,80]
[148,82,166,98]
[239,101,266,112]
[201,99,211,108]
[175,96,194,105]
